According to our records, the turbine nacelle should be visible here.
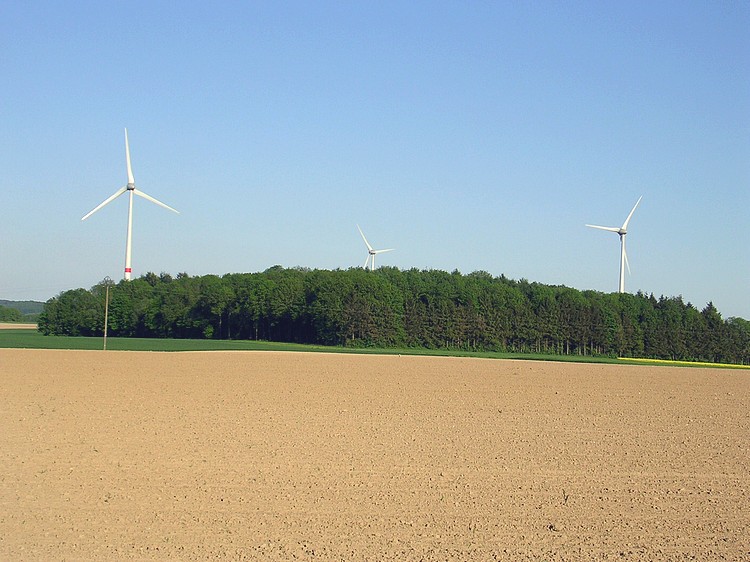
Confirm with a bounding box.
[357,224,394,271]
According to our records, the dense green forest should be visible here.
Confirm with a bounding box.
[37,267,749,364]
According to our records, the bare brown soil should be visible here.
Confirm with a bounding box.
[1,349,748,561]
[0,323,36,330]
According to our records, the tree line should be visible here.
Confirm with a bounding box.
[0,304,25,322]
[0,300,43,322]
[37,266,750,364]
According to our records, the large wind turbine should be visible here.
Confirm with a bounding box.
[357,225,394,271]
[82,129,179,281]
[586,196,642,293]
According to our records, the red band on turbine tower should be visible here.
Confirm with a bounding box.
[125,268,132,273]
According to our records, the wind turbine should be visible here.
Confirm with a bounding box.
[357,225,394,271]
[586,196,642,293]
[82,129,179,281]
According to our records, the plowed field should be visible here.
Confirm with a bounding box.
[1,349,748,560]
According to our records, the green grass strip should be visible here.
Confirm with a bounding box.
[2,329,746,369]
[0,329,619,362]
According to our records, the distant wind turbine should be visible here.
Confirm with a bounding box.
[81,129,179,281]
[586,196,642,293]
[357,225,394,271]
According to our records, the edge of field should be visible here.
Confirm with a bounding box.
[1,327,748,369]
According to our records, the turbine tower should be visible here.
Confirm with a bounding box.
[82,129,179,281]
[586,196,642,293]
[357,225,394,271]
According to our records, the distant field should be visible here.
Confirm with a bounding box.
[0,328,340,353]
[620,357,750,369]
[1,328,747,369]
[0,329,624,364]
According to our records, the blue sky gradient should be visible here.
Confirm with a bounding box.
[2,2,748,318]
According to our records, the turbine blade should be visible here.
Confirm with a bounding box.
[621,195,642,231]
[374,248,394,254]
[81,186,128,220]
[624,247,631,275]
[125,128,134,185]
[357,224,373,251]
[134,189,180,214]
[585,224,620,233]
[363,255,370,269]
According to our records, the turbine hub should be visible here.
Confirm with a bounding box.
[126,183,135,190]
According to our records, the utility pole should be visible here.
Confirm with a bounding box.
[103,277,112,350]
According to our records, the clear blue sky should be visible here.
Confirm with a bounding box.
[2,1,748,319]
